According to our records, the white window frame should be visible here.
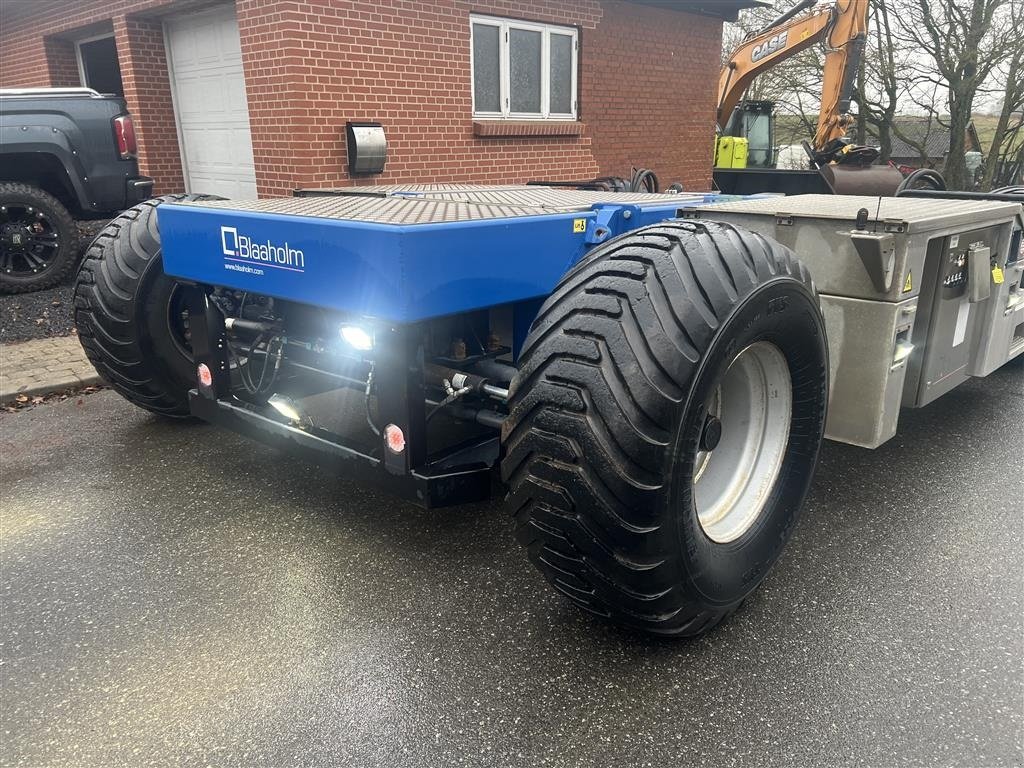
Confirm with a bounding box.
[470,14,578,121]
[74,32,116,91]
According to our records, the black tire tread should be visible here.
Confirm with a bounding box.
[73,194,215,417]
[0,182,78,294]
[500,219,817,636]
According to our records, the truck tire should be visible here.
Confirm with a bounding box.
[0,183,78,294]
[74,194,222,417]
[501,220,828,637]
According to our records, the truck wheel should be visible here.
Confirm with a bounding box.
[74,194,222,417]
[501,220,828,637]
[0,183,78,294]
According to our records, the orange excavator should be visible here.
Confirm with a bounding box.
[714,0,904,195]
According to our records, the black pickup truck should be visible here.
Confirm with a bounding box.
[0,87,153,293]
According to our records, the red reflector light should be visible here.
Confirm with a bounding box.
[197,363,213,388]
[384,423,405,454]
[113,115,138,160]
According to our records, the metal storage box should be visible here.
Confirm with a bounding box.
[688,195,1023,448]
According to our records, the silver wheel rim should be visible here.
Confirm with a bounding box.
[693,341,792,544]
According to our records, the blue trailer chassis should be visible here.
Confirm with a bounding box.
[159,187,737,324]
[156,186,746,507]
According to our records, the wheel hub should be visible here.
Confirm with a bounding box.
[1,223,34,251]
[692,341,792,544]
[699,415,723,451]
[0,205,57,275]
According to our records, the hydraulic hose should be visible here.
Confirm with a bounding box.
[895,168,946,195]
[629,168,659,193]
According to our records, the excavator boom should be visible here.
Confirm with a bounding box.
[812,0,868,150]
[717,0,869,153]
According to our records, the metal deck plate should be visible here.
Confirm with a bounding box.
[295,183,539,196]
[393,188,706,207]
[697,194,1022,232]
[185,195,552,225]
[190,186,705,225]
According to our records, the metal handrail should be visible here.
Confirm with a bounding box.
[0,87,105,98]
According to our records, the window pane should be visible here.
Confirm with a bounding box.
[80,37,124,97]
[472,23,500,113]
[509,28,542,114]
[549,33,573,114]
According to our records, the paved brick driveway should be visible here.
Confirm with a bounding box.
[0,335,100,403]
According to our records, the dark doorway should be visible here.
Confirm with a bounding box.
[78,36,124,96]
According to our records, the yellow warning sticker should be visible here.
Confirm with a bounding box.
[573,218,586,233]
[903,272,913,293]
[992,265,1005,285]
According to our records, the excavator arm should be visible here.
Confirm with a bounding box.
[717,0,869,154]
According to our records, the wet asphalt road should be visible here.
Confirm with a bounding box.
[1,359,1022,768]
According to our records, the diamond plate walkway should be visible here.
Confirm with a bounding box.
[0,335,101,403]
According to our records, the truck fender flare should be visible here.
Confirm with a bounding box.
[0,125,91,209]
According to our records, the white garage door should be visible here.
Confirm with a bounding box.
[165,6,257,198]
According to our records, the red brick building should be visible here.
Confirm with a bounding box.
[0,0,752,198]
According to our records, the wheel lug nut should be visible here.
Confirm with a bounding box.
[700,415,722,452]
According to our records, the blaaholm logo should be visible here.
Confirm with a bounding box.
[221,226,305,271]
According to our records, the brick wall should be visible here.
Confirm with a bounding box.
[113,16,185,193]
[0,0,722,197]
[43,37,81,88]
[236,0,606,196]
[0,1,188,86]
[236,0,718,196]
[584,1,720,190]
[0,16,48,87]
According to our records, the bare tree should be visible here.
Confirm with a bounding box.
[851,0,937,163]
[895,82,948,168]
[854,0,900,160]
[853,0,948,167]
[894,0,1015,189]
[980,1,1024,188]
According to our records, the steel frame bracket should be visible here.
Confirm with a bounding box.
[850,230,896,293]
[188,391,495,508]
[586,203,642,245]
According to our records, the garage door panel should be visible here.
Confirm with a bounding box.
[193,25,222,65]
[166,6,257,198]
[171,36,240,72]
[171,75,207,117]
[167,26,195,66]
[235,131,256,166]
[182,132,256,187]
[186,173,248,200]
[216,23,243,58]
[226,81,249,114]
[182,130,225,167]
[194,76,229,118]
[175,73,247,120]
[186,128,252,166]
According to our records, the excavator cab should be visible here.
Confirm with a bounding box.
[721,100,776,168]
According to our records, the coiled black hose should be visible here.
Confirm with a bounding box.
[895,168,946,195]
[629,168,659,193]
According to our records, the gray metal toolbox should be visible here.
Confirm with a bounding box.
[687,195,1024,448]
